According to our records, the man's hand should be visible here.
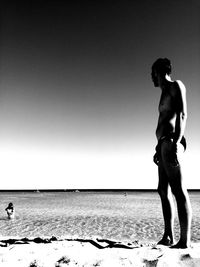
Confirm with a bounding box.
[153,152,159,165]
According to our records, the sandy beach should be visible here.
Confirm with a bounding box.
[0,238,200,267]
[1,192,200,266]
[1,191,200,243]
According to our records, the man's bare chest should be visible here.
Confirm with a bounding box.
[159,92,174,113]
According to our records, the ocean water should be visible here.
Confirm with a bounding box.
[0,191,200,243]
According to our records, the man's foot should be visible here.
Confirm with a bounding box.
[157,236,173,246]
[170,241,191,249]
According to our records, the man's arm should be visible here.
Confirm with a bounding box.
[173,80,187,147]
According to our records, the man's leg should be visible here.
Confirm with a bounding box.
[157,161,175,245]
[161,141,192,248]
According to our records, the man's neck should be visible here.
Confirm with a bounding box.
[160,74,173,91]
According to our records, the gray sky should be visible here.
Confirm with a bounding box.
[0,1,200,189]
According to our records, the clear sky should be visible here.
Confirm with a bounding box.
[0,1,200,189]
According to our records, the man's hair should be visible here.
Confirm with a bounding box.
[152,58,172,75]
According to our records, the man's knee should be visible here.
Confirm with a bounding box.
[158,187,168,199]
[170,185,186,201]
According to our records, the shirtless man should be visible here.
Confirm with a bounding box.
[151,58,192,248]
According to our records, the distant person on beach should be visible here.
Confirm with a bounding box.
[151,58,192,248]
[5,202,15,219]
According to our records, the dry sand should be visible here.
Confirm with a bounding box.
[0,238,200,267]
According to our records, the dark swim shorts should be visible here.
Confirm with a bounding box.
[155,133,186,156]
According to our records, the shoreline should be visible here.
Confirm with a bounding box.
[0,237,200,266]
[1,189,200,192]
[0,236,142,248]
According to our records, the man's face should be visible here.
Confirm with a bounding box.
[151,69,159,87]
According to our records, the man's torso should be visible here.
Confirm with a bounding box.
[156,81,177,140]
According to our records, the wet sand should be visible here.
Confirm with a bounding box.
[1,191,200,243]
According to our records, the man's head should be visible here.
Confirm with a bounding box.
[151,58,172,87]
